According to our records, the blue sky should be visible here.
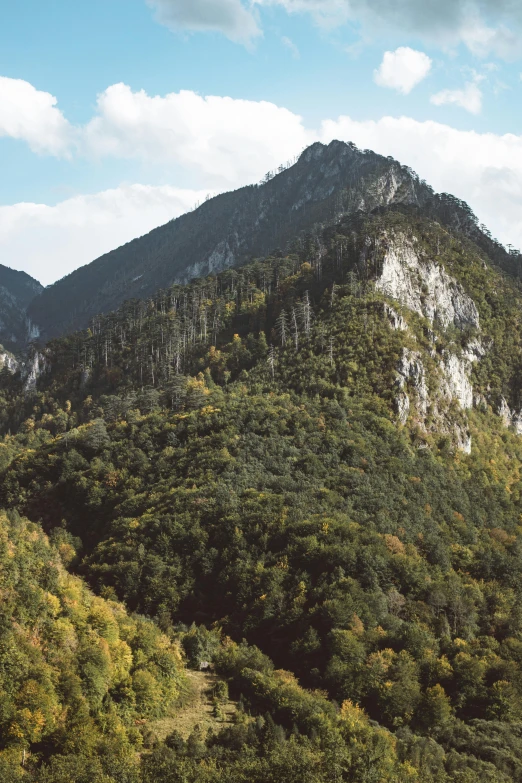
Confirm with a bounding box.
[1,0,522,283]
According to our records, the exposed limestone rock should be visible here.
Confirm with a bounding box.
[384,304,407,331]
[377,235,484,447]
[396,391,410,425]
[396,349,429,423]
[439,339,484,411]
[26,320,40,341]
[440,352,473,410]
[393,340,483,450]
[179,240,237,283]
[498,397,522,435]
[23,351,47,393]
[455,426,472,455]
[375,236,480,330]
[462,338,486,363]
[0,350,18,372]
[473,393,487,410]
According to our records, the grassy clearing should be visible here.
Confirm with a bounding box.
[150,669,237,741]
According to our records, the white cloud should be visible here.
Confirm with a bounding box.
[83,84,312,187]
[0,77,72,156]
[460,15,519,59]
[147,0,261,44]
[281,35,300,58]
[374,47,432,94]
[431,77,484,113]
[0,185,206,285]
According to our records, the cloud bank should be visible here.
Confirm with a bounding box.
[149,0,522,58]
[0,185,206,285]
[83,84,310,186]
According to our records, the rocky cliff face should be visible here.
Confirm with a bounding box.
[371,232,495,450]
[0,348,18,373]
[375,236,480,330]
[22,350,47,392]
[498,397,522,435]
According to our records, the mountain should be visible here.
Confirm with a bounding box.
[4,191,522,780]
[27,140,437,339]
[28,140,522,343]
[0,264,43,351]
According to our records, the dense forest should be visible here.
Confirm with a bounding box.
[3,206,522,780]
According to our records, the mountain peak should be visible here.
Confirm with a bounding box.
[27,141,433,339]
[24,141,517,342]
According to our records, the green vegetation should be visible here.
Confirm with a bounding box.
[3,207,522,780]
[0,510,185,781]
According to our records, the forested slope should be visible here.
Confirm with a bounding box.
[0,511,185,781]
[0,265,42,351]
[3,207,522,780]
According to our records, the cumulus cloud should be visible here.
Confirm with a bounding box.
[147,0,261,44]
[431,79,484,113]
[0,185,206,285]
[0,77,73,156]
[374,47,432,94]
[83,84,311,187]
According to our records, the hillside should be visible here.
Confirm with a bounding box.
[3,201,522,780]
[0,265,42,351]
[0,510,186,781]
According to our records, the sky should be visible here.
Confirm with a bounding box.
[1,0,522,285]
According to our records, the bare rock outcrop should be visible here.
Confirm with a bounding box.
[376,237,479,330]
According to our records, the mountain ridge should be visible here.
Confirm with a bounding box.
[27,140,522,344]
[27,140,434,339]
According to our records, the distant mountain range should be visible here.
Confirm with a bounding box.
[3,140,520,349]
